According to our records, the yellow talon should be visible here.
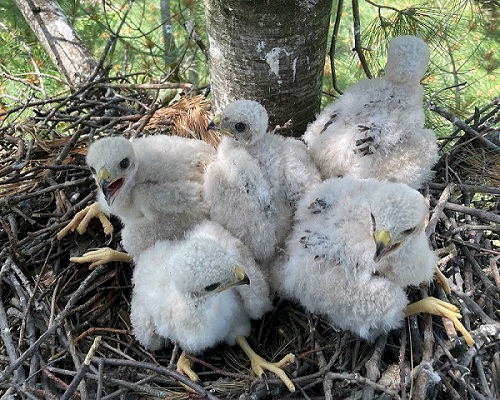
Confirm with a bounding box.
[57,203,113,240]
[176,351,200,383]
[434,266,451,295]
[405,297,475,347]
[70,248,132,269]
[236,335,296,392]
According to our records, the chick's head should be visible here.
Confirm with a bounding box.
[369,182,427,262]
[210,100,268,144]
[170,238,250,298]
[86,137,137,206]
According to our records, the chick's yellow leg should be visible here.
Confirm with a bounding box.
[177,351,200,383]
[404,296,474,347]
[57,203,113,240]
[434,266,451,295]
[235,335,296,393]
[70,248,132,270]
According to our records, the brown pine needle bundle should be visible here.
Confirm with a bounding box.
[142,94,221,147]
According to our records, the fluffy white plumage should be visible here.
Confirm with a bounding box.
[131,220,296,391]
[205,100,321,263]
[272,177,437,341]
[303,36,438,189]
[131,220,271,352]
[65,135,215,264]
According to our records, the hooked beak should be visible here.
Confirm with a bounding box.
[373,230,401,263]
[97,167,124,206]
[207,114,220,130]
[207,114,234,138]
[215,265,250,293]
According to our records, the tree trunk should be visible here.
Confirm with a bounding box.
[204,0,332,137]
[14,0,97,89]
[160,0,177,65]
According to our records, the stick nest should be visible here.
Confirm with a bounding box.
[0,82,499,400]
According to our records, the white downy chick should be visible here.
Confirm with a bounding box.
[272,177,471,345]
[131,220,296,392]
[205,100,320,263]
[303,36,438,189]
[63,135,216,267]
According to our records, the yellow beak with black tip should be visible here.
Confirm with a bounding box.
[373,230,401,263]
[207,114,234,138]
[97,167,125,206]
[214,265,250,293]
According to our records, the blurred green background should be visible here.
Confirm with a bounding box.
[0,0,498,138]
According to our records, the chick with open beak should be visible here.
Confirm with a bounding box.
[273,177,474,347]
[95,157,130,206]
[59,135,216,269]
[373,229,404,263]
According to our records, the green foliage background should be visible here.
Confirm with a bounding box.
[0,0,498,137]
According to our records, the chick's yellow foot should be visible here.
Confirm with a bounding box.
[404,296,474,347]
[434,266,451,295]
[177,351,200,383]
[57,203,113,240]
[236,336,296,393]
[70,247,132,270]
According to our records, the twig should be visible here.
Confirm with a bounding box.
[430,199,500,225]
[91,357,221,400]
[351,0,372,78]
[362,335,387,400]
[430,103,500,154]
[429,182,500,195]
[0,258,24,384]
[329,0,345,95]
[0,266,106,383]
[60,336,102,400]
[485,240,500,288]
[427,183,454,237]
[460,245,499,296]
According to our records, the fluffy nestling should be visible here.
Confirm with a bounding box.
[58,135,216,267]
[272,177,473,346]
[205,100,321,263]
[303,36,438,189]
[131,220,296,392]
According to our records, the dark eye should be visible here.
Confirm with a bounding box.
[204,282,220,292]
[402,227,416,236]
[234,122,246,132]
[119,158,129,169]
[89,166,96,175]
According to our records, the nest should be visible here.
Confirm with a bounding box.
[0,83,499,400]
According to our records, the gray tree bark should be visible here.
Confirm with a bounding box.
[160,0,177,65]
[13,0,97,89]
[204,0,332,137]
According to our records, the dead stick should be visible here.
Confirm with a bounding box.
[485,239,500,288]
[431,200,500,225]
[429,182,500,195]
[430,103,500,153]
[60,336,102,400]
[91,357,220,400]
[363,335,387,400]
[460,246,499,295]
[474,355,493,398]
[0,266,106,383]
[0,258,24,383]
[427,183,454,237]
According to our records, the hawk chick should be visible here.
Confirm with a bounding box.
[303,36,438,189]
